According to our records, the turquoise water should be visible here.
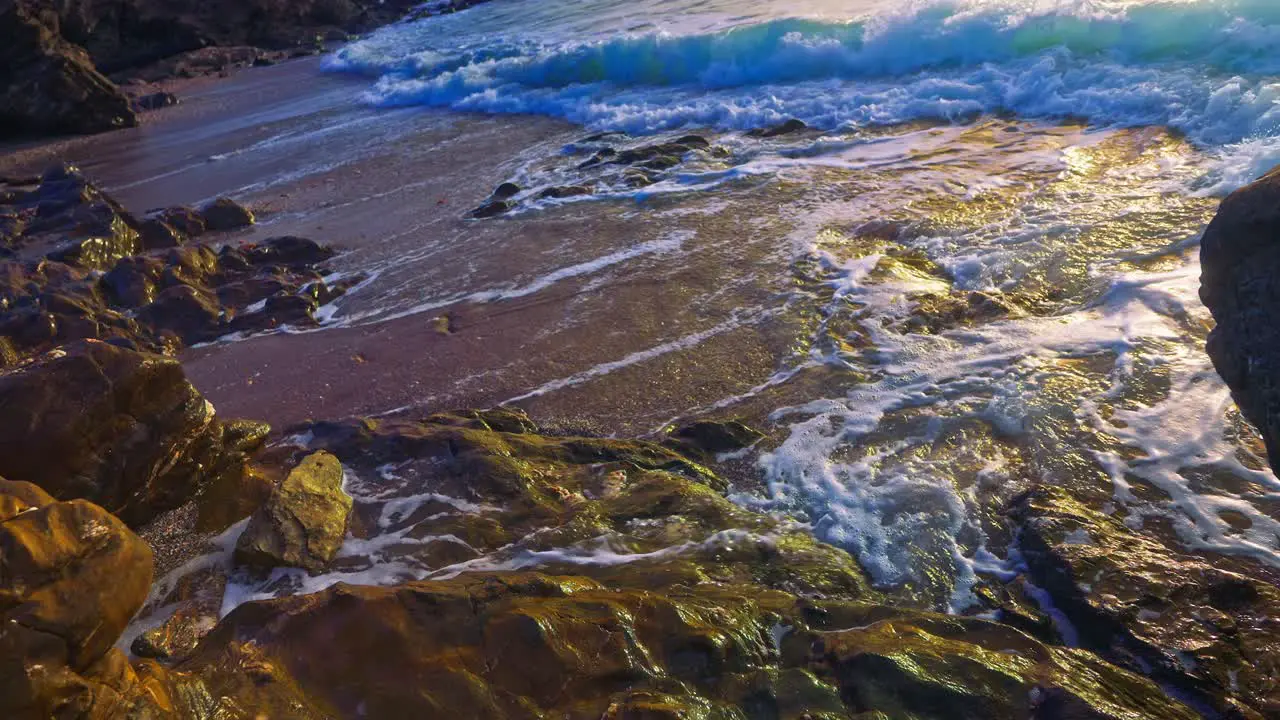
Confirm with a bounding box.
[330,0,1280,192]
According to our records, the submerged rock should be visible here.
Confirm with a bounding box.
[234,450,352,572]
[1009,485,1280,717]
[0,340,236,526]
[131,90,178,111]
[747,119,808,138]
[1201,164,1280,468]
[470,198,514,219]
[668,418,764,460]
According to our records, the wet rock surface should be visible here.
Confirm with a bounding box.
[234,450,352,572]
[0,479,156,718]
[0,168,352,358]
[0,340,236,526]
[105,410,1195,720]
[1009,486,1280,718]
[1202,166,1280,468]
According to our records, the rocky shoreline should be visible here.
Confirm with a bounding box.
[0,152,1276,718]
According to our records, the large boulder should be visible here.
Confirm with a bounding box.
[0,340,234,526]
[0,0,135,137]
[1010,486,1280,717]
[234,450,352,572]
[0,479,155,718]
[1201,165,1280,467]
[159,572,1197,720]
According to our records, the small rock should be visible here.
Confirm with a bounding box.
[538,185,592,200]
[158,206,207,236]
[199,197,255,232]
[234,451,352,572]
[672,419,764,457]
[470,199,514,219]
[138,218,184,250]
[132,91,179,111]
[747,119,808,138]
[491,182,522,201]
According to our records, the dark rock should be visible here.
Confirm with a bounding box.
[0,0,136,137]
[670,419,764,458]
[234,451,352,572]
[491,182,521,201]
[244,235,334,266]
[1201,165,1280,468]
[131,90,177,111]
[137,218,183,249]
[747,118,808,138]
[470,199,513,219]
[135,284,224,344]
[537,185,592,200]
[156,205,206,236]
[199,196,255,231]
[0,340,236,526]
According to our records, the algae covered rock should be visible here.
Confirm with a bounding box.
[161,571,1197,720]
[0,478,155,718]
[1010,485,1280,717]
[0,340,236,526]
[235,450,352,572]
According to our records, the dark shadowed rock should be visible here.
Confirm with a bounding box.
[669,418,764,460]
[491,181,521,201]
[131,90,177,111]
[0,340,235,526]
[156,206,206,236]
[538,185,592,200]
[1201,165,1280,470]
[470,198,513,219]
[0,0,136,137]
[234,450,352,572]
[199,197,255,231]
[747,119,808,138]
[244,235,334,266]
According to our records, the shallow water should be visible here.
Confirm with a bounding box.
[108,0,1280,626]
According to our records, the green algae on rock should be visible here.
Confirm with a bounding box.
[1010,485,1280,718]
[147,572,1199,720]
[234,450,353,572]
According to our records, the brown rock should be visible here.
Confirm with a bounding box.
[0,340,234,526]
[0,479,154,717]
[199,197,255,232]
[0,0,136,137]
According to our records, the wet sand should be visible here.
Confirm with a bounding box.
[0,56,798,434]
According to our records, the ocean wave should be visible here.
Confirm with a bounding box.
[325,0,1280,189]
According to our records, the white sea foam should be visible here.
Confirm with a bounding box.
[329,0,1280,193]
